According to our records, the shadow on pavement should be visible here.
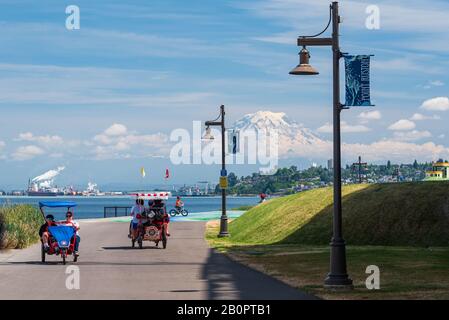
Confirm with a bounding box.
[201,248,317,300]
[101,246,161,250]
[2,261,203,266]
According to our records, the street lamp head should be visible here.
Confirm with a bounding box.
[289,46,319,75]
[202,126,214,140]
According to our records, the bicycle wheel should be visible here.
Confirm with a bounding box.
[169,209,178,217]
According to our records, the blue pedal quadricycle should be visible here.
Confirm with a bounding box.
[39,201,78,265]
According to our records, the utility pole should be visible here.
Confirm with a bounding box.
[352,156,367,184]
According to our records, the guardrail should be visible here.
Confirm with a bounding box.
[104,206,132,218]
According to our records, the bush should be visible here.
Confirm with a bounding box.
[0,205,43,249]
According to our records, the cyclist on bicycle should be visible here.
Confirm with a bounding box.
[175,196,184,212]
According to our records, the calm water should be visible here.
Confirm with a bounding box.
[0,196,259,220]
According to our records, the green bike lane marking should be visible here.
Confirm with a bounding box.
[83,211,246,223]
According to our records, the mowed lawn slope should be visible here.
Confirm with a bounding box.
[227,182,449,247]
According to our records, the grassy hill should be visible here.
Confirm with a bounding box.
[226,182,449,247]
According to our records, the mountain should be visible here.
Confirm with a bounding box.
[231,111,329,157]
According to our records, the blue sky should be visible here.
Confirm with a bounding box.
[0,0,449,189]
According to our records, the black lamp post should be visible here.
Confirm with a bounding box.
[204,105,229,237]
[290,1,353,289]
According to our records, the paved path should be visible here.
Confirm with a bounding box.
[0,220,315,300]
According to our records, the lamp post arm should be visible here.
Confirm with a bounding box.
[205,121,222,126]
[297,37,333,47]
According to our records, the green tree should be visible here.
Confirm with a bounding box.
[228,172,238,187]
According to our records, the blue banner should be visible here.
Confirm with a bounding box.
[344,55,374,107]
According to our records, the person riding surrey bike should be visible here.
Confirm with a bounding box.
[39,214,57,252]
[60,211,80,256]
[152,199,170,237]
[130,198,145,241]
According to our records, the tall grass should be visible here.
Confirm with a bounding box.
[0,205,43,249]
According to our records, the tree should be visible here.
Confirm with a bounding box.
[413,160,418,169]
[228,172,238,187]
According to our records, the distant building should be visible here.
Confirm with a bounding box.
[327,159,333,170]
[424,160,449,181]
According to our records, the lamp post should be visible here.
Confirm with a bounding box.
[204,105,229,237]
[290,1,353,289]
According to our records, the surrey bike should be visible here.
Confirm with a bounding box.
[39,201,79,265]
[131,192,171,249]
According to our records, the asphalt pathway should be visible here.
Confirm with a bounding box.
[0,220,315,300]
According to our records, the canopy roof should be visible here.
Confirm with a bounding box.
[131,192,171,200]
[39,201,77,208]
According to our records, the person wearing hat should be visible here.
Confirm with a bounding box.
[39,214,57,252]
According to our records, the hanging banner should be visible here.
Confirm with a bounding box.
[344,55,374,107]
[228,129,240,154]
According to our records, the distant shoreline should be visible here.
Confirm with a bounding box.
[0,195,258,199]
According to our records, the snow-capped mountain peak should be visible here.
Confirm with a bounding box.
[232,111,324,147]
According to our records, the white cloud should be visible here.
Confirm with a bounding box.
[420,97,449,111]
[358,110,381,124]
[90,125,170,160]
[393,130,432,142]
[0,141,5,160]
[279,137,449,164]
[12,145,45,161]
[49,153,64,158]
[439,134,445,139]
[104,124,128,136]
[16,132,64,146]
[317,121,370,133]
[241,0,449,35]
[429,80,444,86]
[388,119,416,131]
[421,80,445,89]
[0,63,216,108]
[342,140,449,163]
[93,134,113,145]
[409,113,440,121]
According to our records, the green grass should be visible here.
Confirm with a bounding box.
[223,182,449,246]
[0,205,43,249]
[230,205,255,211]
[206,182,449,299]
[207,222,449,299]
